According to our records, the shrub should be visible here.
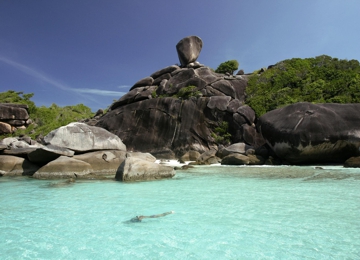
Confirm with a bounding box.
[211,121,232,145]
[151,90,157,98]
[215,60,239,75]
[175,85,201,99]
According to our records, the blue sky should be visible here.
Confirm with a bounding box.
[1,0,359,111]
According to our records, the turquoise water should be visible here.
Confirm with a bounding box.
[1,165,359,259]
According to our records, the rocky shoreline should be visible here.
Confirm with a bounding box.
[1,121,358,181]
[0,122,174,181]
[2,36,360,180]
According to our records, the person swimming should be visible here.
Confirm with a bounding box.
[130,211,174,222]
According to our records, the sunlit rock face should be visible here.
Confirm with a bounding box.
[258,102,360,164]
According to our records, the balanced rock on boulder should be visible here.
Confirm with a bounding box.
[176,36,203,67]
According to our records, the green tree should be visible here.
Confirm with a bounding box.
[246,55,360,116]
[215,60,239,75]
[211,121,232,145]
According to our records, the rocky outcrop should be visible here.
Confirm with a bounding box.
[115,157,175,182]
[44,122,126,153]
[257,102,360,164]
[0,125,174,180]
[0,103,31,134]
[94,36,266,159]
[96,65,261,158]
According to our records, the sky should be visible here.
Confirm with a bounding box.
[0,0,359,112]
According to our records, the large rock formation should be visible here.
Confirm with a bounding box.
[96,71,261,158]
[0,127,175,180]
[95,36,263,158]
[257,102,360,164]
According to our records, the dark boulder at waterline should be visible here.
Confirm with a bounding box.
[344,156,360,168]
[257,102,360,164]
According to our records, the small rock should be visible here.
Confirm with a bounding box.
[116,157,175,182]
[0,122,12,134]
[130,77,154,91]
[180,150,201,161]
[344,156,360,168]
[221,153,250,165]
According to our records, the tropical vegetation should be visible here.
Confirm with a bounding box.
[246,55,360,116]
[0,90,94,138]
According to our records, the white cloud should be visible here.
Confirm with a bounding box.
[72,88,126,96]
[0,56,72,91]
[117,85,131,90]
[0,56,126,105]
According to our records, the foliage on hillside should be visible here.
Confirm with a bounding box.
[246,55,360,116]
[215,60,239,75]
[0,90,94,138]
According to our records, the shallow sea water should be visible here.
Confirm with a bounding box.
[1,165,360,259]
